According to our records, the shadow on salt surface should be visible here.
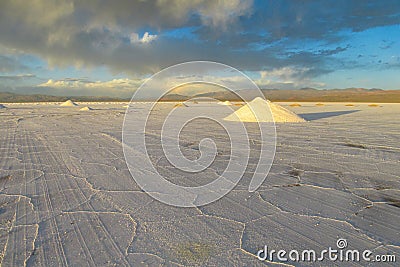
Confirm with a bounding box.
[299,110,360,121]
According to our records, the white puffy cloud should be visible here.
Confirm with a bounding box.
[37,78,144,97]
[195,0,253,28]
[257,67,326,89]
[260,67,312,82]
[130,32,158,44]
[39,78,138,89]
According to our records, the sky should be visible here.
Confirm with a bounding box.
[0,0,399,97]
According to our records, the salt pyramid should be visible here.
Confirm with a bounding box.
[80,106,93,111]
[224,97,306,123]
[289,103,302,107]
[0,104,7,109]
[60,100,78,106]
[174,102,188,107]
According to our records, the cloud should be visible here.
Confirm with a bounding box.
[35,74,251,98]
[130,32,158,44]
[0,0,399,95]
[0,0,255,73]
[260,67,308,81]
[0,0,252,40]
[195,0,253,28]
[0,55,30,72]
[0,73,39,92]
[171,83,225,96]
[36,78,143,97]
[38,78,139,89]
[257,67,326,89]
[0,74,35,80]
[247,0,400,41]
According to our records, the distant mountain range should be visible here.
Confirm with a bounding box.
[193,88,400,102]
[0,92,125,103]
[1,88,400,103]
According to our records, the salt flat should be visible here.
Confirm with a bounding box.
[0,102,399,266]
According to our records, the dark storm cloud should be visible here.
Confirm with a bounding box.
[0,0,253,73]
[0,0,399,82]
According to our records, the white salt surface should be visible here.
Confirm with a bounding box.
[0,102,399,266]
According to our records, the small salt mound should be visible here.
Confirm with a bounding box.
[224,97,306,123]
[289,103,302,107]
[80,106,93,111]
[222,101,232,106]
[0,104,7,109]
[219,101,232,106]
[60,100,78,106]
[174,103,188,107]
